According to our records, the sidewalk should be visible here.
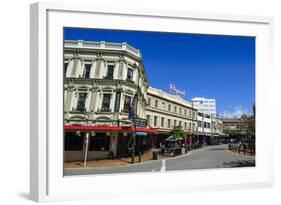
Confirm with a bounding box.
[64,149,170,169]
[227,149,255,158]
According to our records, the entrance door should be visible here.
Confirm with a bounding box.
[116,134,130,158]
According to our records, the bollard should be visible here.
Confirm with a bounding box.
[139,152,142,163]
[152,151,158,160]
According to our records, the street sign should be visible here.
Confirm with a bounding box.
[133,117,147,127]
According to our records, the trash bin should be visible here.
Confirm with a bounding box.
[152,151,158,160]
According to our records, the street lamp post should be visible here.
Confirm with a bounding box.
[83,113,90,167]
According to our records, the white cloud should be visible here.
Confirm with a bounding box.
[219,106,249,118]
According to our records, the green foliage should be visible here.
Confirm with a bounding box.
[171,126,186,139]
[223,128,236,137]
[246,117,255,139]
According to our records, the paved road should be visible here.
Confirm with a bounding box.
[64,144,255,176]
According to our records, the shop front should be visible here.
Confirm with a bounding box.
[64,125,157,162]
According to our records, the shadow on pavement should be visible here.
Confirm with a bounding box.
[208,148,227,151]
[222,159,255,168]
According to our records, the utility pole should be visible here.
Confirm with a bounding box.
[83,114,90,167]
[130,67,141,164]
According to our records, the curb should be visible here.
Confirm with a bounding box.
[65,146,210,171]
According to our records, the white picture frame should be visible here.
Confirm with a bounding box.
[30,2,274,202]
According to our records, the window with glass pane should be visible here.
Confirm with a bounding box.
[168,119,171,128]
[114,90,121,112]
[89,133,110,151]
[102,94,111,112]
[64,132,84,151]
[147,115,150,125]
[161,117,164,127]
[123,95,131,113]
[106,65,114,79]
[64,63,68,76]
[127,68,133,81]
[154,116,157,127]
[77,93,87,111]
[155,100,158,108]
[83,64,91,78]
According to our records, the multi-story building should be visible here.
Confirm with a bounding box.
[197,112,212,134]
[146,87,198,143]
[64,40,154,161]
[192,97,216,117]
[63,40,225,162]
[221,117,248,137]
[211,117,226,144]
[196,112,212,144]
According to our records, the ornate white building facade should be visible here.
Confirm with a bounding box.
[64,40,153,161]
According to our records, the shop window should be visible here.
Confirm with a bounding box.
[89,133,110,151]
[64,132,84,151]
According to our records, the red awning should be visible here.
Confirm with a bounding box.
[64,125,158,133]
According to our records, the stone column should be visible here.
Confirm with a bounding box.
[64,87,74,119]
[89,87,98,119]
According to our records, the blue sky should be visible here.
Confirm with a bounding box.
[64,28,255,117]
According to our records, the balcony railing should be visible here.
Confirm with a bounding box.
[64,40,141,57]
[99,107,112,112]
[72,106,86,112]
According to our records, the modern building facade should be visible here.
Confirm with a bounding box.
[64,40,154,161]
[192,97,216,117]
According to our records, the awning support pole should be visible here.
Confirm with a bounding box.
[83,132,89,167]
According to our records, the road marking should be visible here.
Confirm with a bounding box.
[160,160,166,172]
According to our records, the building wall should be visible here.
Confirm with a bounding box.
[146,87,197,133]
[64,41,149,161]
[64,40,148,127]
[192,97,216,117]
[197,113,212,134]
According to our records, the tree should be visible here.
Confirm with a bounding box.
[171,126,186,140]
[223,128,236,138]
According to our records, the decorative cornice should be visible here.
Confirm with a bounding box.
[65,77,139,89]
